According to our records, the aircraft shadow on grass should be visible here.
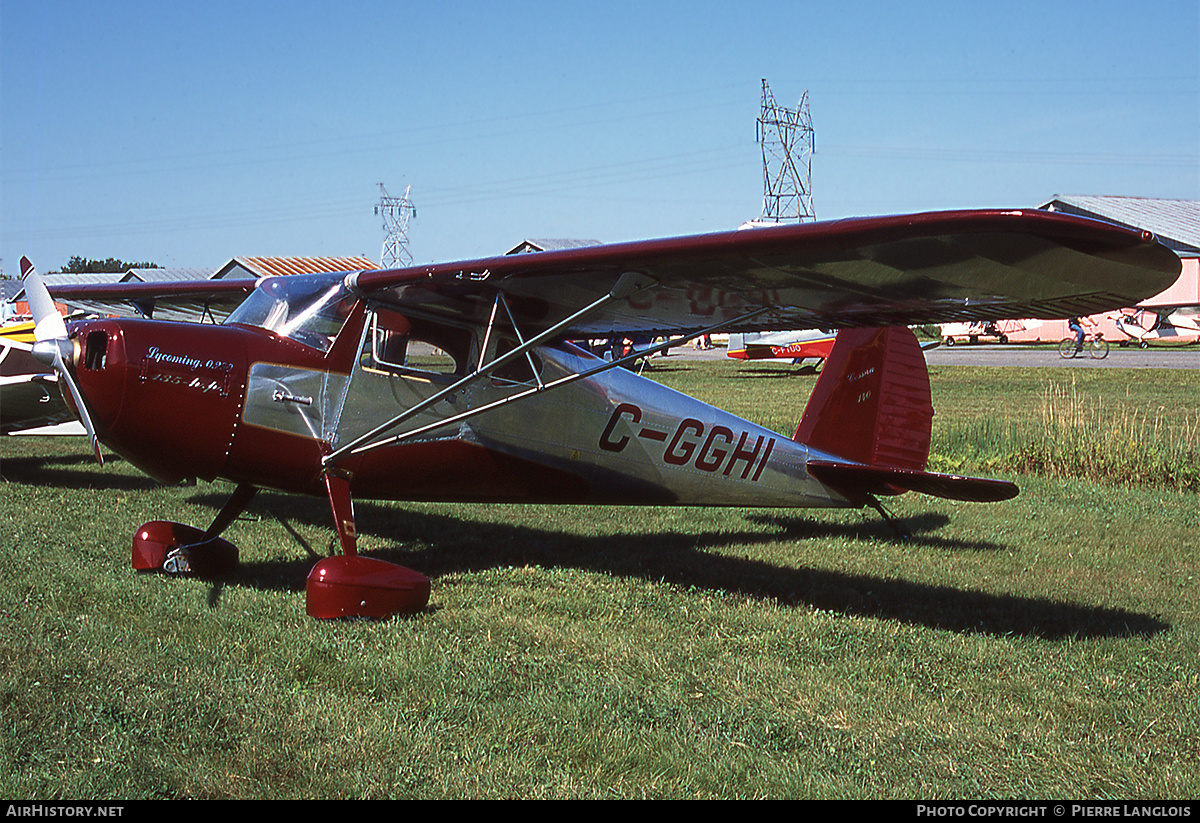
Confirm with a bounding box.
[0,451,159,492]
[3,453,1171,639]
[183,489,1169,641]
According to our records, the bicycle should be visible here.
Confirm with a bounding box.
[1058,332,1109,359]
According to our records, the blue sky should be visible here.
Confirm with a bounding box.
[3,0,1197,272]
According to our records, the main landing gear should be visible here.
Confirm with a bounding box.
[303,470,430,618]
[130,476,430,619]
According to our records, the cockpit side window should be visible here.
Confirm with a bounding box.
[488,333,544,385]
[368,309,412,370]
[361,309,473,379]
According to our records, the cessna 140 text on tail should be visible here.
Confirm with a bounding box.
[21,210,1180,618]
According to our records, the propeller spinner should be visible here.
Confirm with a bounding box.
[21,257,104,464]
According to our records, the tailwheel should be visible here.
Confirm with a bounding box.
[306,556,430,619]
[132,520,239,578]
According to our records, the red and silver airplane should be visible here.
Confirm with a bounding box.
[20,210,1180,619]
[726,329,837,366]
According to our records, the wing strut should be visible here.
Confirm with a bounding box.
[334,305,773,461]
[324,271,656,466]
[478,290,544,389]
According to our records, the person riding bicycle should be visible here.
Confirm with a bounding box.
[1068,317,1084,352]
[1068,316,1095,353]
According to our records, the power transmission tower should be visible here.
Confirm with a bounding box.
[757,79,815,223]
[375,183,416,268]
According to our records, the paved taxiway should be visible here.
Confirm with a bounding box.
[664,342,1200,369]
[923,344,1200,369]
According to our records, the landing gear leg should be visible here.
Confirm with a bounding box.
[866,494,909,540]
[323,468,360,559]
[305,470,430,619]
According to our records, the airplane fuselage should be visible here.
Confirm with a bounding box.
[67,290,849,511]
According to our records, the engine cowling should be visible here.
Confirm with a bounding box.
[71,318,249,484]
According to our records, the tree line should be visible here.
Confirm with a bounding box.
[61,256,160,273]
[2,256,160,279]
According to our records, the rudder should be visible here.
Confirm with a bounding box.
[793,327,933,471]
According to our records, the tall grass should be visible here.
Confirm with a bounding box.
[649,359,1200,493]
[930,376,1200,491]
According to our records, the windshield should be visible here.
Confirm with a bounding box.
[225,273,357,352]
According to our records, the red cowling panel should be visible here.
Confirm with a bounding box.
[73,318,250,484]
[792,327,932,471]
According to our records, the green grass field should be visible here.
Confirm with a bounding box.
[2,359,1198,799]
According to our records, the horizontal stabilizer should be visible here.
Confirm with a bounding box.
[807,460,1019,504]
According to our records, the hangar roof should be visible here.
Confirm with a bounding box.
[213,256,378,280]
[505,238,602,255]
[124,267,212,283]
[1040,196,1200,256]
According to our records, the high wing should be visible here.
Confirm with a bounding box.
[346,210,1181,335]
[40,279,255,324]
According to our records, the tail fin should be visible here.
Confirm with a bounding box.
[795,327,1017,504]
[794,327,933,471]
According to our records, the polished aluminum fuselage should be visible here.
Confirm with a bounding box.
[240,329,844,508]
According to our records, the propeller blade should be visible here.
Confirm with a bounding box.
[20,257,104,465]
[51,344,104,465]
[21,257,68,342]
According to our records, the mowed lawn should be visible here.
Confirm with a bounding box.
[1,357,1197,799]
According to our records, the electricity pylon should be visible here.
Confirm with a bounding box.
[757,79,815,223]
[375,183,416,268]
